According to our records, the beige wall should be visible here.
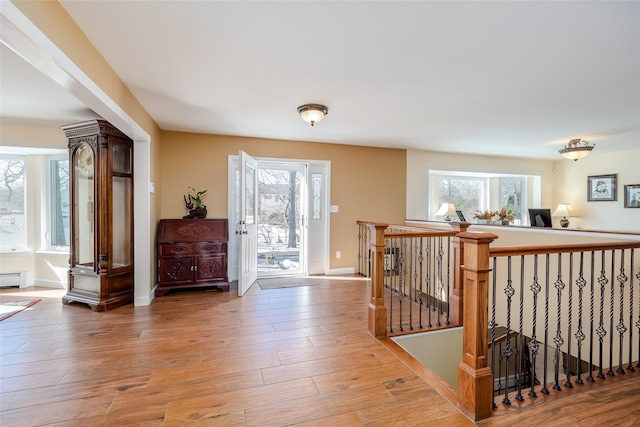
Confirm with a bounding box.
[160,132,407,270]
[552,147,640,232]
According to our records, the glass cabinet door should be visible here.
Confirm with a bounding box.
[73,143,95,269]
[111,142,132,269]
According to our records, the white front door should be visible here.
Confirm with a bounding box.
[238,151,258,296]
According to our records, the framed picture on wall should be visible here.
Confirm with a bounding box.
[624,184,640,208]
[587,174,617,201]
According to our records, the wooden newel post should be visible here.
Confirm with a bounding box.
[368,223,388,337]
[456,231,498,422]
[449,221,471,325]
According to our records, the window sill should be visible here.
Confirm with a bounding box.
[0,249,32,255]
[35,250,70,255]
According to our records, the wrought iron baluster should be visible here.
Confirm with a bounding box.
[541,254,550,395]
[418,238,424,329]
[426,237,433,328]
[596,250,608,380]
[387,237,394,333]
[502,256,514,405]
[491,257,498,408]
[636,256,640,369]
[398,237,407,332]
[629,249,636,371]
[575,252,587,385]
[552,254,565,391]
[528,254,540,398]
[436,237,444,326]
[445,237,451,325]
[516,255,525,401]
[357,224,362,275]
[408,237,414,331]
[607,250,615,377]
[564,253,574,389]
[587,251,595,382]
[616,249,628,374]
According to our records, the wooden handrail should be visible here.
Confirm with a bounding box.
[384,230,458,238]
[490,240,640,257]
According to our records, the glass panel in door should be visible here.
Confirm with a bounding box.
[257,163,305,277]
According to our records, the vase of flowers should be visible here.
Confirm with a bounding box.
[473,209,496,224]
[497,208,515,225]
[183,187,208,219]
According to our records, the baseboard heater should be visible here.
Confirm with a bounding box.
[0,271,28,288]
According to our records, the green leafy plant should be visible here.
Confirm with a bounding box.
[184,187,207,208]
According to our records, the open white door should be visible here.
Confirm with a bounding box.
[238,151,258,296]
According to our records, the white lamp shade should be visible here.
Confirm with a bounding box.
[552,203,571,217]
[436,203,457,216]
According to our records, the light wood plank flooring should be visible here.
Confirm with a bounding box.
[1,277,639,426]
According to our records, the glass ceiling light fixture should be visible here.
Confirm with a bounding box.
[559,138,594,161]
[297,104,328,126]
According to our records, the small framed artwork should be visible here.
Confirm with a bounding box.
[456,210,466,221]
[587,174,617,201]
[624,184,640,208]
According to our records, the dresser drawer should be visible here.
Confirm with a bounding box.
[196,242,226,254]
[161,243,194,256]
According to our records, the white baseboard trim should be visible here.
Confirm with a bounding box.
[33,278,66,289]
[134,284,156,307]
[326,267,355,276]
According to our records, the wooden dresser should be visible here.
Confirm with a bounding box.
[156,218,229,296]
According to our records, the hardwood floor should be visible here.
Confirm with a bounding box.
[1,278,639,426]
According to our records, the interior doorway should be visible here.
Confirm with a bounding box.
[228,155,330,286]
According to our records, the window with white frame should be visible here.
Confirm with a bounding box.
[0,154,27,251]
[429,170,536,224]
[48,156,70,250]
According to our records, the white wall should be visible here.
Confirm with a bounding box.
[407,148,640,232]
[0,119,69,287]
[553,147,640,232]
[406,149,555,221]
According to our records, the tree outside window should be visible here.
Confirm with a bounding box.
[0,155,27,250]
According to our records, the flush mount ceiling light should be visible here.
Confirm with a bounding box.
[297,104,328,126]
[559,138,594,161]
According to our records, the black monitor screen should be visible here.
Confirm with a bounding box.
[528,208,552,227]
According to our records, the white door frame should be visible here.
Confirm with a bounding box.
[227,155,330,284]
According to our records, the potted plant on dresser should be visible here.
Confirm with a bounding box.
[183,187,208,219]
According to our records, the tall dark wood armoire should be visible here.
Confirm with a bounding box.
[62,120,134,311]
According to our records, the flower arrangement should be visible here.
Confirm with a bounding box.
[473,209,497,221]
[497,208,515,223]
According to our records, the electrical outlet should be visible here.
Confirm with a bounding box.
[336,251,341,259]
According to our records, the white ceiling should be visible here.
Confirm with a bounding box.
[2,1,639,160]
